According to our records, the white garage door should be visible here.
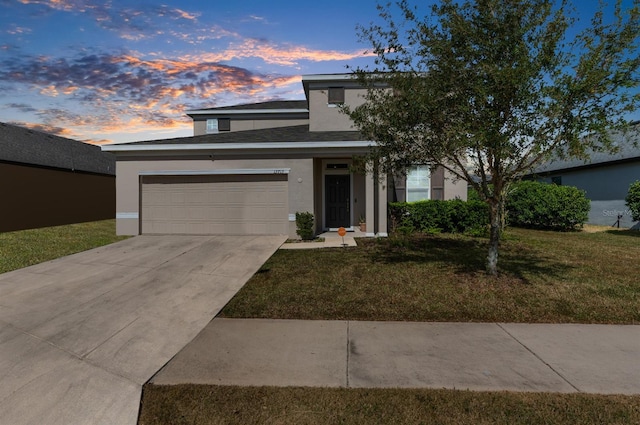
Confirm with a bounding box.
[141,174,289,235]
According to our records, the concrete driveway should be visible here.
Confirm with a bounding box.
[0,234,285,425]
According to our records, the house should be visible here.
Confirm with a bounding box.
[529,123,640,228]
[0,122,115,232]
[102,73,467,238]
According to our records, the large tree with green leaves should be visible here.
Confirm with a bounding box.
[346,0,640,275]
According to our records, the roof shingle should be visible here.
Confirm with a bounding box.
[124,125,364,145]
[0,122,115,175]
[189,100,308,112]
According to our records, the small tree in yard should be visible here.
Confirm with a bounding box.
[626,180,640,222]
[345,0,640,275]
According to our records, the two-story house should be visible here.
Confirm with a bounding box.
[102,73,466,238]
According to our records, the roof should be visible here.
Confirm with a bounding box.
[186,100,308,116]
[0,122,115,175]
[101,125,372,157]
[116,125,364,146]
[534,125,640,174]
[197,100,308,111]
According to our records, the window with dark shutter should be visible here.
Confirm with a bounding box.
[218,118,231,131]
[328,87,345,105]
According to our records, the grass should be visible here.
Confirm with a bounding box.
[0,219,129,274]
[219,227,640,324]
[141,227,640,424]
[5,220,637,423]
[139,385,640,425]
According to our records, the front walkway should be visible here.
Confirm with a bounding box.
[279,230,364,250]
[152,318,640,395]
[0,235,286,425]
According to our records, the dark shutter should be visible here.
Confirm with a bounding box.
[328,87,345,104]
[431,166,445,200]
[218,118,231,131]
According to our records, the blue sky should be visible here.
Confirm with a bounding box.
[0,0,381,143]
[0,1,637,144]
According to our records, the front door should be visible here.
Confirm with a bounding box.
[325,175,350,228]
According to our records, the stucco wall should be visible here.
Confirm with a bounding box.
[115,157,314,237]
[538,161,640,228]
[0,163,115,232]
[193,118,309,136]
[444,169,468,201]
[540,161,639,201]
[308,88,367,131]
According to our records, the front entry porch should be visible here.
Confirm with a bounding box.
[315,158,387,237]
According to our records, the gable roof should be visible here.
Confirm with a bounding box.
[534,125,640,174]
[193,100,308,111]
[186,100,309,116]
[0,122,115,175]
[118,125,363,146]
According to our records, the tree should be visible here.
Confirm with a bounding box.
[345,0,640,275]
[626,180,640,222]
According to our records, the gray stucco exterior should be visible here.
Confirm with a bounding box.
[531,125,640,228]
[538,161,639,227]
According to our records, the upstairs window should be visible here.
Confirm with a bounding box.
[206,118,230,133]
[406,166,431,202]
[328,87,345,105]
[206,119,218,133]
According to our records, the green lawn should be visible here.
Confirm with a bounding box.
[220,227,640,324]
[9,223,632,423]
[0,220,128,274]
[139,385,640,425]
[139,227,640,425]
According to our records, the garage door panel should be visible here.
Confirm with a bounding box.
[141,174,289,235]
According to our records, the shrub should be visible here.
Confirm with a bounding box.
[389,199,489,235]
[295,211,315,240]
[626,180,640,222]
[506,181,589,231]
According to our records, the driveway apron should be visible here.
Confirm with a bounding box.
[0,234,285,425]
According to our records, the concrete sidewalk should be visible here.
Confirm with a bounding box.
[152,319,640,395]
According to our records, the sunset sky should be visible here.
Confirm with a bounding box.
[0,1,637,144]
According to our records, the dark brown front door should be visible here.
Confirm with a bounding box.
[325,175,350,228]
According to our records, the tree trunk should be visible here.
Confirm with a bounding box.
[486,197,505,276]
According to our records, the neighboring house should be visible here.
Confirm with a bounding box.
[102,73,467,238]
[528,123,640,228]
[0,122,115,232]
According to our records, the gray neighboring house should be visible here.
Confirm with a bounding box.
[0,122,115,232]
[529,123,640,228]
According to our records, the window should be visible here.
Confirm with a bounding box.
[206,119,218,133]
[328,87,345,105]
[551,176,562,185]
[206,118,230,133]
[406,166,431,202]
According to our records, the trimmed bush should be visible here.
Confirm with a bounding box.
[389,199,489,235]
[625,180,640,222]
[506,181,589,231]
[295,211,315,240]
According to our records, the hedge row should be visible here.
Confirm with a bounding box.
[389,199,489,235]
[389,181,590,234]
